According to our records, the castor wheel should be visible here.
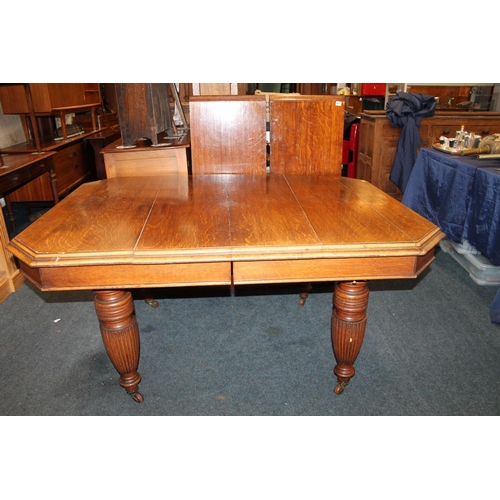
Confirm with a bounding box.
[144,298,159,308]
[299,292,309,306]
[129,391,144,403]
[334,382,348,395]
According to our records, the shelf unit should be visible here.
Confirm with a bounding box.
[0,84,103,202]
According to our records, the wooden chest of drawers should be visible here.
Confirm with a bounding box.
[356,111,500,198]
[7,139,91,202]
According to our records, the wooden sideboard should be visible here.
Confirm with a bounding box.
[2,133,96,202]
[356,111,500,198]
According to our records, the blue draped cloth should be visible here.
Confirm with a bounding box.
[464,165,500,266]
[386,92,436,193]
[402,149,476,244]
[403,148,500,265]
[403,148,500,324]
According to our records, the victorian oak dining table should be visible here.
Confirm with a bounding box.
[7,174,444,402]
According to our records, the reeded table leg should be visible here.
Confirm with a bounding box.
[94,290,143,402]
[331,281,369,394]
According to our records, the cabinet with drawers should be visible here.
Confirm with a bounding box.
[6,136,92,202]
[357,111,500,198]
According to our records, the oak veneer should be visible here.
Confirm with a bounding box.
[190,96,267,175]
[269,95,344,175]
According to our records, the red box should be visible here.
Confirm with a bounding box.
[361,83,386,96]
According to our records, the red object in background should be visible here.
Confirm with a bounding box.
[361,83,386,96]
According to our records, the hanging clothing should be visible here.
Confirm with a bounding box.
[387,92,436,193]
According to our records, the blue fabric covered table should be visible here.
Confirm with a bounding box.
[402,148,500,324]
[402,148,500,265]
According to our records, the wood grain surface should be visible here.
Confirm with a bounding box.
[270,96,345,175]
[8,174,444,290]
[190,96,267,175]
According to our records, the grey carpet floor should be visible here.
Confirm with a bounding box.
[1,248,499,416]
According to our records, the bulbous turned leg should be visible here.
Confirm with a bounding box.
[331,281,369,394]
[94,290,143,402]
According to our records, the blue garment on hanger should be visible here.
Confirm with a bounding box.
[387,92,436,193]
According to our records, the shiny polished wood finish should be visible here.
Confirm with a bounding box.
[270,95,345,175]
[190,96,267,175]
[8,175,444,400]
[332,281,369,394]
[94,290,142,402]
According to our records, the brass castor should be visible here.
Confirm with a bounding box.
[144,298,159,308]
[298,294,308,306]
[129,391,144,403]
[334,382,348,395]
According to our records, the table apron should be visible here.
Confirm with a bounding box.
[233,254,434,284]
[20,261,232,291]
[19,251,435,291]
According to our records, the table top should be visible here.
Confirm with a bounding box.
[8,175,444,290]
